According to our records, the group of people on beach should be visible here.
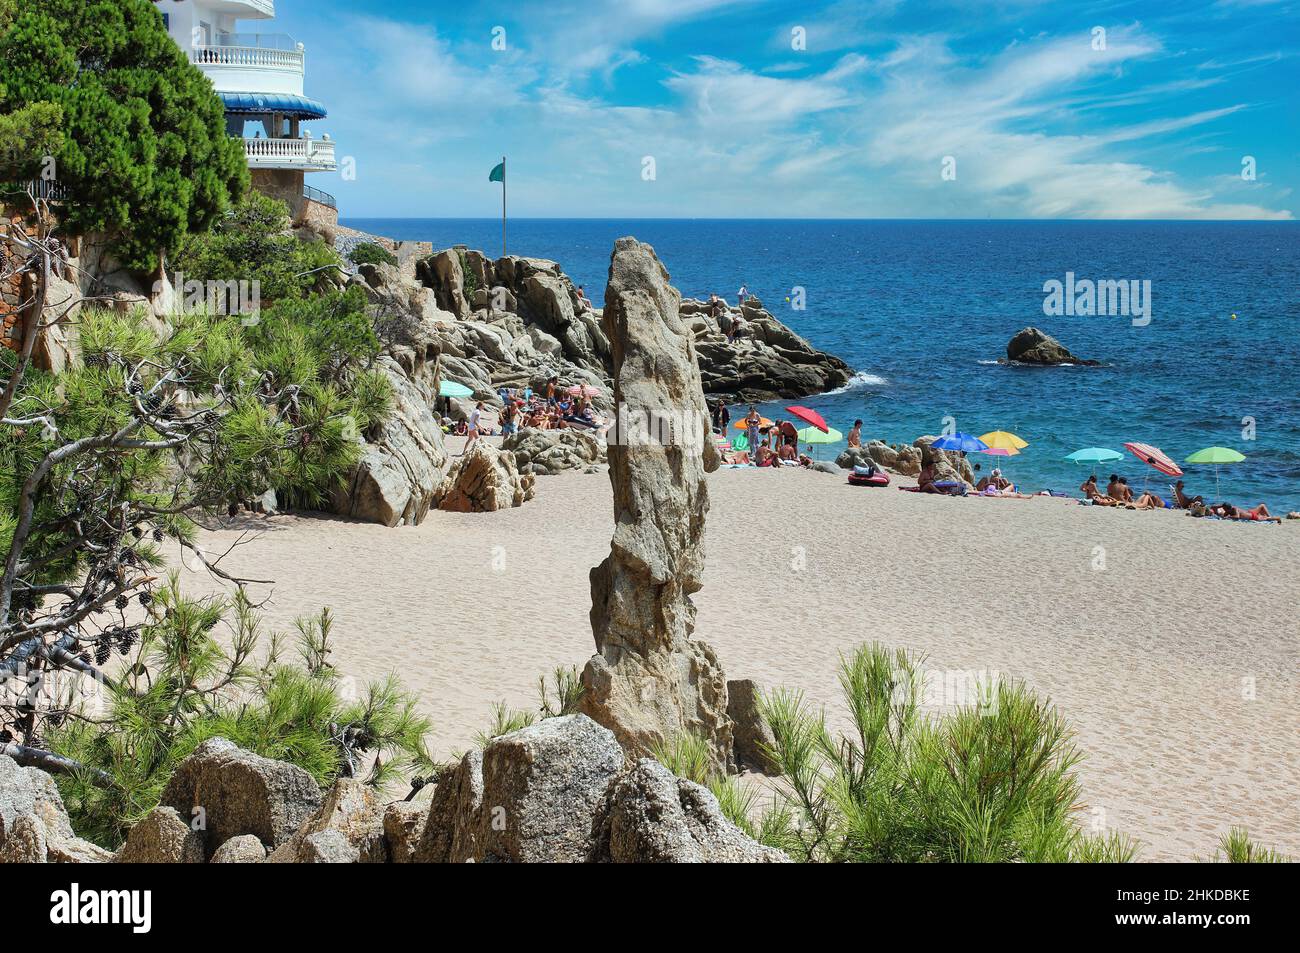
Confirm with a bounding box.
[711,402,816,468]
[450,376,605,455]
[1080,474,1282,522]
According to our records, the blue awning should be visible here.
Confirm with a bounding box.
[219,92,327,119]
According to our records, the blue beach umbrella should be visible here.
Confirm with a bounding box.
[438,380,474,399]
[929,432,989,454]
[1065,447,1124,465]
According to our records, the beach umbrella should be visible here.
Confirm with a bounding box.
[734,417,774,430]
[439,381,474,398]
[1065,447,1123,465]
[1184,446,1246,499]
[797,425,843,461]
[785,405,829,433]
[567,384,602,397]
[929,432,989,454]
[1124,441,1182,494]
[979,430,1029,451]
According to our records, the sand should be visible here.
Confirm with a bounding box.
[179,436,1300,862]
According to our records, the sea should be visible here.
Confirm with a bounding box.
[342,218,1300,512]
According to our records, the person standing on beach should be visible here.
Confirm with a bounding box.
[848,419,863,448]
[745,405,761,454]
[738,283,748,306]
[464,401,486,454]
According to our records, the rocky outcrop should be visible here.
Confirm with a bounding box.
[837,437,975,485]
[727,679,779,775]
[684,296,854,401]
[331,357,450,527]
[413,749,484,863]
[0,755,110,863]
[590,759,789,863]
[408,714,782,864]
[501,427,606,476]
[210,834,267,863]
[1002,327,1099,366]
[159,738,323,859]
[579,238,733,776]
[266,778,386,863]
[435,443,535,512]
[114,806,204,863]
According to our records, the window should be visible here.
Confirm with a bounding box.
[161,13,170,30]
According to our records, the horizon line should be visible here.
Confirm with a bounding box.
[339,215,1299,224]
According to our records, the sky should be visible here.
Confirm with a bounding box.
[261,0,1299,219]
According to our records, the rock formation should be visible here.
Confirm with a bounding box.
[1002,327,1099,366]
[837,436,976,486]
[331,357,450,526]
[683,296,855,401]
[590,759,788,862]
[0,753,112,863]
[159,737,323,859]
[578,238,733,776]
[114,807,204,863]
[501,427,606,476]
[434,443,535,512]
[727,679,779,774]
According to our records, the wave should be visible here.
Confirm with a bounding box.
[827,371,889,394]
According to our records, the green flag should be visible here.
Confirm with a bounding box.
[489,161,505,182]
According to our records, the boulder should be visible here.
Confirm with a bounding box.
[331,357,450,527]
[114,806,204,863]
[382,801,425,864]
[1003,327,1098,366]
[159,738,323,859]
[210,834,267,864]
[501,427,606,476]
[435,443,535,512]
[477,715,623,863]
[1,754,75,848]
[413,750,484,863]
[579,238,733,776]
[267,778,386,863]
[300,829,359,863]
[590,759,789,863]
[727,680,779,774]
[0,813,47,863]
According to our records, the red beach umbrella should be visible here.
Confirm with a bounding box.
[1124,442,1183,478]
[785,405,829,433]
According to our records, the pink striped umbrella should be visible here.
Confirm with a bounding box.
[1124,442,1183,477]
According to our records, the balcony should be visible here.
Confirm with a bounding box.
[193,34,304,96]
[242,136,336,172]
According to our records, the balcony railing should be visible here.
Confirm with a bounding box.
[242,137,336,171]
[193,45,303,72]
[303,185,337,210]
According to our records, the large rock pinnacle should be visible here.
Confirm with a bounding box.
[579,238,732,774]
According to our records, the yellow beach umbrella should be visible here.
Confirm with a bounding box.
[979,430,1029,451]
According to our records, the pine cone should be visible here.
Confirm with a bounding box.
[114,594,129,610]
[95,639,112,666]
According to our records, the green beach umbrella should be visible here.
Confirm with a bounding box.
[1065,447,1124,465]
[797,425,843,461]
[1184,446,1246,499]
[439,380,474,399]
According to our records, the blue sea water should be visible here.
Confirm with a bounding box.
[344,218,1300,512]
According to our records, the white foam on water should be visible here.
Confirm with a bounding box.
[827,371,888,394]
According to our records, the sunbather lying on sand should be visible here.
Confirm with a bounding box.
[1132,492,1167,510]
[1081,475,1121,506]
[1216,502,1282,523]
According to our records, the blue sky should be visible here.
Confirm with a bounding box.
[266,0,1298,219]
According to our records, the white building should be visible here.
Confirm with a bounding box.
[153,0,339,225]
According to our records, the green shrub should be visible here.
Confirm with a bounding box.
[760,642,1139,862]
[348,242,398,268]
[1206,828,1292,863]
[50,580,433,848]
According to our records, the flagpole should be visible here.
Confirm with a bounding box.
[501,155,507,257]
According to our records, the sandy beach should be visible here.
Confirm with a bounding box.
[180,436,1300,863]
